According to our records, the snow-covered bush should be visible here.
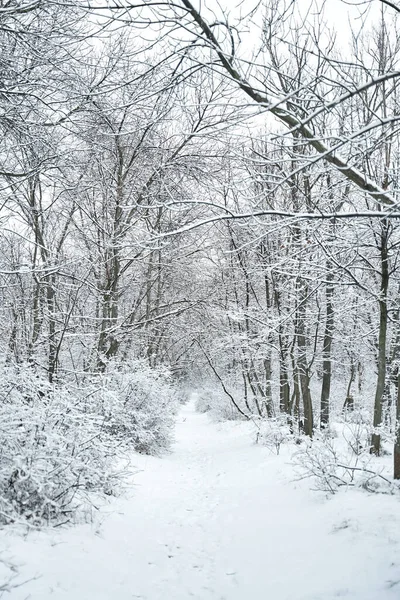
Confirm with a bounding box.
[293,433,396,495]
[0,365,122,526]
[341,410,373,456]
[256,416,292,454]
[195,385,247,421]
[0,359,180,526]
[86,360,179,455]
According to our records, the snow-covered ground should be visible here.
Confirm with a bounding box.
[2,399,400,600]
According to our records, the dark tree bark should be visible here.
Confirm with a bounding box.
[371,221,389,455]
[394,372,400,479]
[297,280,313,437]
[320,267,334,427]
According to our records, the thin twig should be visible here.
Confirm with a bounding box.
[195,340,251,420]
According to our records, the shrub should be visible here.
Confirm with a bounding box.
[86,360,179,455]
[256,416,292,454]
[0,365,121,526]
[0,359,180,526]
[194,385,247,421]
[293,433,397,495]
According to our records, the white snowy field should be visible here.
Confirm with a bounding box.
[2,400,400,600]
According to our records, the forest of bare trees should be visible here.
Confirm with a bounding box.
[1,0,400,527]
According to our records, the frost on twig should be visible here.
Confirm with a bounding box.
[293,425,399,495]
[255,416,292,455]
[0,361,179,527]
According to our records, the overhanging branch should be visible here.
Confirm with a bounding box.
[178,0,398,208]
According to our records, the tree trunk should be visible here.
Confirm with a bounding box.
[297,280,313,437]
[275,287,291,416]
[290,341,301,426]
[263,356,274,417]
[279,358,291,415]
[371,223,389,456]
[96,260,120,372]
[46,272,58,383]
[320,267,334,427]
[343,357,356,413]
[394,372,400,479]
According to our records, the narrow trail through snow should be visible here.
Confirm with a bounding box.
[3,399,400,600]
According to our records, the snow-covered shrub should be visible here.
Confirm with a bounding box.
[293,434,397,495]
[88,360,179,455]
[0,365,122,526]
[0,358,180,525]
[195,389,213,414]
[341,410,372,456]
[256,416,292,454]
[195,385,247,421]
[341,407,396,456]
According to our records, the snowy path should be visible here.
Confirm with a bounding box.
[3,400,400,600]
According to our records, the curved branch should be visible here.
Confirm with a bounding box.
[378,0,400,13]
[179,0,398,208]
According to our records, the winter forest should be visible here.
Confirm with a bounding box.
[2,0,400,598]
